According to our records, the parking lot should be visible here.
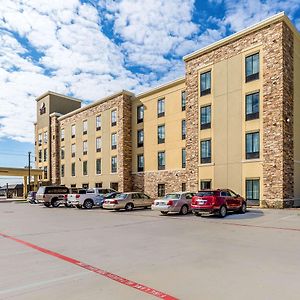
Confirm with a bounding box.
[1,203,300,300]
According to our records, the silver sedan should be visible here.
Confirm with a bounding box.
[151,192,195,215]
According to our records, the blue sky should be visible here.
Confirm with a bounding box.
[0,0,300,185]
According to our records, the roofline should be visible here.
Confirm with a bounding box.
[135,77,185,99]
[58,90,134,121]
[35,91,83,103]
[183,12,300,62]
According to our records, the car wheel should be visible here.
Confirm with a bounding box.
[83,199,93,209]
[51,198,60,207]
[44,202,51,207]
[161,211,168,215]
[219,205,227,218]
[180,205,189,215]
[239,202,247,214]
[125,203,134,211]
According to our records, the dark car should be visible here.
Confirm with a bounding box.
[191,189,247,218]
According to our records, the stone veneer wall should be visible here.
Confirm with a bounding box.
[185,21,294,207]
[50,115,60,185]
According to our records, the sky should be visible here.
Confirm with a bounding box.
[0,0,300,186]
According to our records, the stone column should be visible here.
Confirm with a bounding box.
[23,176,27,198]
[50,113,61,185]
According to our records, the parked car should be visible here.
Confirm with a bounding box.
[27,191,37,204]
[103,192,153,211]
[191,189,247,218]
[68,188,117,209]
[36,186,70,207]
[151,192,195,215]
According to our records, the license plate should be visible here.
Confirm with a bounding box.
[198,200,206,205]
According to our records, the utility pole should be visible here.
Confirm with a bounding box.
[28,151,31,194]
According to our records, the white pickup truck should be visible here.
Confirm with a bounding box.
[68,188,117,209]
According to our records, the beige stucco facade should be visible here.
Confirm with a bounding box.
[34,13,300,207]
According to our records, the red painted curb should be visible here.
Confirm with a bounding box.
[0,232,178,300]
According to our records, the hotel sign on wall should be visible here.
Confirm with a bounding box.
[40,102,46,115]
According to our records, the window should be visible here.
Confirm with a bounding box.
[82,183,89,189]
[38,133,42,146]
[96,158,101,175]
[157,98,165,117]
[181,91,186,111]
[71,162,75,176]
[158,151,165,170]
[61,128,65,141]
[111,133,117,150]
[71,144,76,157]
[246,179,260,201]
[83,161,88,175]
[61,147,65,160]
[137,105,144,123]
[95,182,102,188]
[44,166,48,180]
[182,148,186,168]
[83,141,88,155]
[61,165,65,177]
[44,131,48,144]
[200,105,211,129]
[137,129,144,147]
[137,154,144,172]
[83,120,88,135]
[181,120,186,140]
[38,150,42,163]
[96,115,101,130]
[43,148,47,162]
[96,137,101,152]
[111,110,117,126]
[111,156,117,173]
[200,71,211,96]
[246,92,259,121]
[158,184,165,197]
[201,140,211,164]
[158,124,165,144]
[110,182,119,191]
[246,132,259,159]
[71,125,76,138]
[182,183,186,192]
[201,180,211,190]
[246,53,259,82]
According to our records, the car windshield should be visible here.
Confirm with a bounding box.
[116,193,128,199]
[196,191,217,197]
[163,194,180,200]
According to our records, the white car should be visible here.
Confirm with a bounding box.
[151,192,195,215]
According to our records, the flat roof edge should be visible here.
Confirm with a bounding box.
[35,91,83,103]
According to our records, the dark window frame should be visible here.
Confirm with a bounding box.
[181,91,186,111]
[157,98,165,118]
[246,132,260,159]
[201,180,211,190]
[158,184,165,197]
[111,110,117,127]
[246,92,260,121]
[158,124,165,144]
[201,139,212,164]
[181,119,186,140]
[137,105,144,123]
[246,179,260,201]
[200,105,211,130]
[96,158,101,175]
[200,71,211,96]
[71,162,76,177]
[182,148,186,169]
[137,129,144,148]
[158,151,165,170]
[245,53,260,83]
[83,161,88,176]
[137,154,144,172]
[111,156,117,173]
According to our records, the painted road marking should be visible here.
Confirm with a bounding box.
[0,232,178,300]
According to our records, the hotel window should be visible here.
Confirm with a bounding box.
[96,137,101,152]
[182,148,186,168]
[158,151,165,170]
[246,179,260,201]
[96,115,101,131]
[44,131,48,144]
[201,139,211,164]
[137,154,144,172]
[246,92,259,121]
[110,182,119,191]
[61,128,65,141]
[246,53,259,82]
[181,120,186,140]
[83,120,88,135]
[71,162,75,176]
[83,140,88,155]
[137,129,144,147]
[95,182,102,188]
[182,183,186,192]
[38,150,42,163]
[246,132,260,159]
[181,91,186,111]
[38,133,42,146]
[61,147,65,160]
[201,180,211,190]
[201,105,211,129]
[200,71,211,96]
[71,144,76,157]
[44,166,48,180]
[96,158,101,175]
[111,110,117,126]
[43,148,47,162]
[111,133,117,150]
[137,105,144,123]
[71,125,76,138]
[82,183,89,189]
[61,165,65,177]
[83,161,88,175]
[158,124,165,144]
[111,156,117,173]
[158,184,165,197]
[157,98,165,117]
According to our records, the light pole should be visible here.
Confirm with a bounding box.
[28,152,31,194]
